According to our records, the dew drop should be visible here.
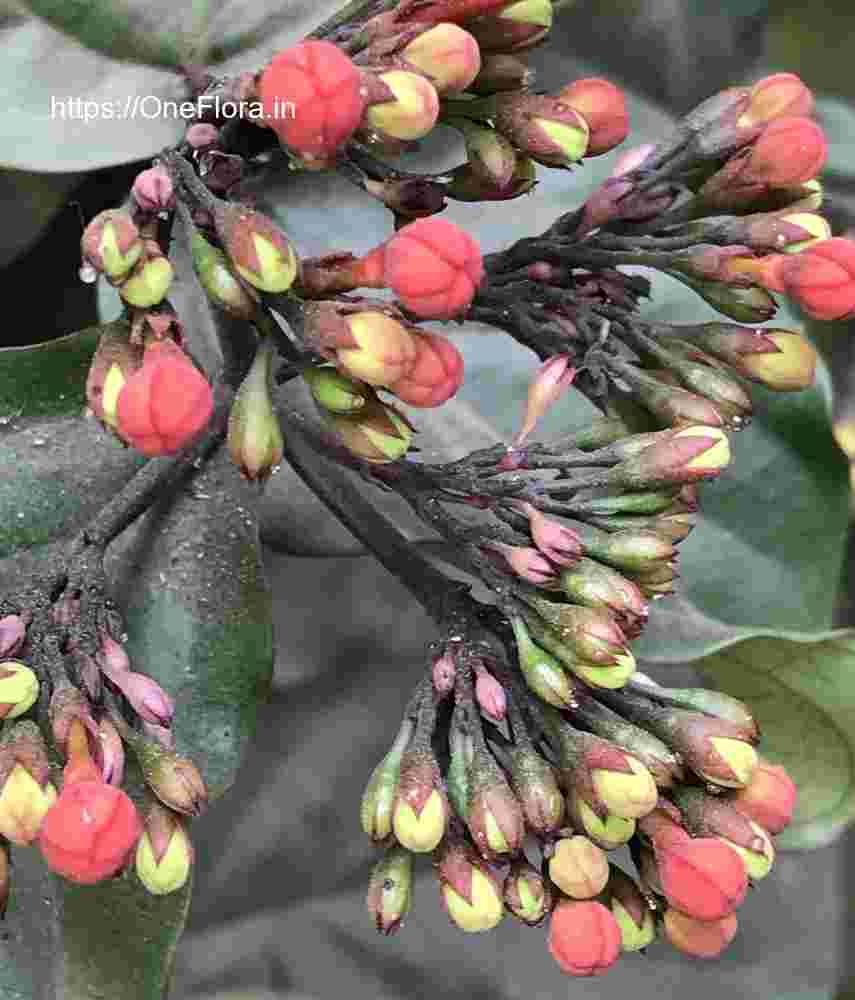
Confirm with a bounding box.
[78,263,98,284]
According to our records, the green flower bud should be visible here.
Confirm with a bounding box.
[81,209,142,281]
[509,616,577,708]
[507,741,564,836]
[303,366,371,414]
[120,256,175,309]
[361,719,413,843]
[366,845,413,935]
[216,204,299,293]
[601,864,656,952]
[227,336,284,482]
[466,747,525,858]
[191,231,259,320]
[326,398,414,464]
[503,859,551,925]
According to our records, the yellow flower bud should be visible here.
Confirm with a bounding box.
[443,868,504,932]
[135,820,193,895]
[0,661,39,720]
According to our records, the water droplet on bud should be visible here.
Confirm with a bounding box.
[78,263,98,283]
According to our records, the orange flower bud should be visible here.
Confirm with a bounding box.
[548,899,622,976]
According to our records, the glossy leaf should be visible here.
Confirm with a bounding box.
[696,631,855,849]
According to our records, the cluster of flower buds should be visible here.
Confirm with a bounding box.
[361,640,796,973]
[0,608,205,905]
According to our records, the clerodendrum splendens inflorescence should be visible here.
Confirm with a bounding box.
[1,0,843,975]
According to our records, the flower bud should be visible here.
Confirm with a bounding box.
[393,747,448,852]
[336,311,419,387]
[515,355,576,444]
[361,720,413,843]
[0,616,26,659]
[400,24,481,94]
[664,908,738,958]
[190,231,259,320]
[259,41,365,163]
[556,78,629,155]
[119,253,175,309]
[384,217,483,319]
[446,718,474,820]
[488,541,557,586]
[615,426,731,486]
[507,741,564,835]
[601,864,656,952]
[0,763,57,846]
[93,717,125,787]
[504,859,551,925]
[85,325,145,431]
[39,777,142,884]
[466,0,553,53]
[528,599,631,667]
[739,73,814,127]
[509,616,577,708]
[132,166,175,215]
[633,677,759,739]
[778,211,832,254]
[81,209,143,281]
[780,237,855,320]
[129,736,208,816]
[363,70,440,140]
[466,745,525,858]
[730,757,797,834]
[0,661,39,720]
[737,329,816,389]
[470,53,534,94]
[559,559,648,633]
[494,93,589,168]
[115,338,214,456]
[431,651,457,696]
[366,844,413,935]
[548,899,622,976]
[135,801,193,895]
[565,790,635,850]
[639,811,748,920]
[228,337,284,481]
[215,205,299,294]
[524,503,582,566]
[444,155,538,201]
[436,837,504,932]
[743,116,827,186]
[326,397,414,463]
[549,835,609,899]
[473,662,506,722]
[303,366,371,414]
[387,330,464,407]
[109,671,175,727]
[185,122,219,149]
[451,118,518,190]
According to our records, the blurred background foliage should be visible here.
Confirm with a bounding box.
[1,1,855,997]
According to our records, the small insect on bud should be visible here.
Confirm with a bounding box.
[228,337,284,482]
[363,70,440,141]
[664,909,738,959]
[504,859,552,925]
[556,78,629,155]
[135,802,193,895]
[81,209,143,282]
[548,835,610,899]
[400,24,481,95]
[384,217,483,319]
[386,330,464,407]
[730,757,797,834]
[548,899,622,977]
[436,837,505,932]
[115,338,214,457]
[132,166,176,215]
[466,0,553,54]
[367,845,414,935]
[0,661,39,720]
[258,40,366,164]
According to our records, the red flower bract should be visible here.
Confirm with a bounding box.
[115,340,214,456]
[548,899,622,977]
[384,218,483,319]
[781,237,855,320]
[387,331,464,406]
[39,781,142,884]
[258,41,365,160]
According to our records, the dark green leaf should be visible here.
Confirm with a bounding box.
[0,168,82,269]
[696,630,855,849]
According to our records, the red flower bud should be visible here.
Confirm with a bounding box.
[384,217,483,318]
[473,662,507,722]
[258,41,365,163]
[548,899,622,977]
[400,23,481,95]
[556,78,629,155]
[730,757,797,834]
[386,330,464,407]
[780,237,855,320]
[115,339,214,456]
[740,73,814,128]
[0,616,26,658]
[743,116,827,186]
[39,779,142,884]
[524,503,583,566]
[487,541,557,586]
[515,355,576,444]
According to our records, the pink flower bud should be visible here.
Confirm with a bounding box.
[515,354,576,444]
[0,616,26,658]
[387,330,464,407]
[740,73,814,127]
[743,116,827,186]
[185,123,220,149]
[730,757,797,834]
[94,718,125,787]
[132,166,176,214]
[432,652,457,695]
[473,662,507,722]
[487,542,557,586]
[99,633,131,674]
[524,503,583,566]
[111,672,175,727]
[780,237,855,320]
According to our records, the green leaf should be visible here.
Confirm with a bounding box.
[695,630,855,849]
[814,95,855,179]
